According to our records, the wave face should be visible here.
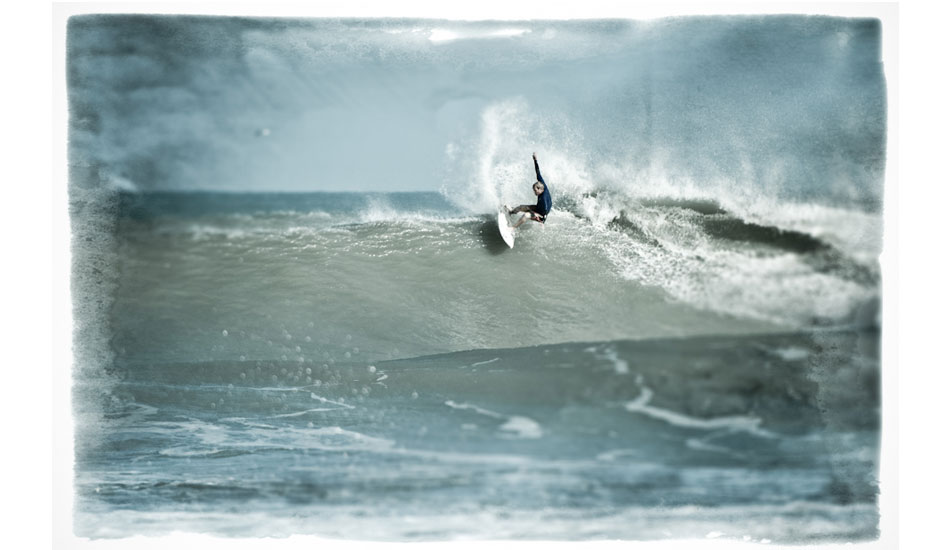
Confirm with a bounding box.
[67,13,885,544]
[106,191,879,368]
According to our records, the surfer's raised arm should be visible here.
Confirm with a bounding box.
[533,152,544,185]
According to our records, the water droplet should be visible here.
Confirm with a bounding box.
[368,366,376,373]
[222,329,229,337]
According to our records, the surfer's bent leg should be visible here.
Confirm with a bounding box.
[511,207,543,229]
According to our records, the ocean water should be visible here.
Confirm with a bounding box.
[67,14,885,544]
[71,191,882,542]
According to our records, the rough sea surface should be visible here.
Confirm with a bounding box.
[67,14,885,543]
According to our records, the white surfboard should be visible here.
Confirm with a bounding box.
[497,209,515,248]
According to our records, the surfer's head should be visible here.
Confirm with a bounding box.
[533,181,545,195]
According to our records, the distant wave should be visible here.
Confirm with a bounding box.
[116,329,880,436]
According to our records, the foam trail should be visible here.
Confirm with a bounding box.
[445,400,504,419]
[310,393,356,410]
[271,408,340,418]
[624,388,776,438]
[445,401,543,439]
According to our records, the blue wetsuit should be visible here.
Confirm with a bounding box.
[532,157,552,221]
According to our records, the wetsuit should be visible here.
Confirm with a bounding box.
[531,157,553,222]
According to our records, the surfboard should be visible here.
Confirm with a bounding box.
[497,209,515,248]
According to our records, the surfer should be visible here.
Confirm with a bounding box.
[507,153,552,228]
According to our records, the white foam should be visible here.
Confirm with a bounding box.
[271,407,339,418]
[157,446,217,457]
[309,392,355,410]
[773,346,810,361]
[428,29,459,43]
[429,27,529,43]
[444,400,503,419]
[73,500,878,541]
[624,387,775,438]
[157,446,244,458]
[742,200,884,262]
[587,345,630,374]
[445,400,543,439]
[231,418,397,453]
[357,195,475,225]
[499,416,543,439]
[182,224,251,241]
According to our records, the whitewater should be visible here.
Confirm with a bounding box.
[67,14,885,544]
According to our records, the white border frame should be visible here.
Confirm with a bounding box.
[46,3,906,550]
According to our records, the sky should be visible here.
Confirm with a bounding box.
[66,11,885,208]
